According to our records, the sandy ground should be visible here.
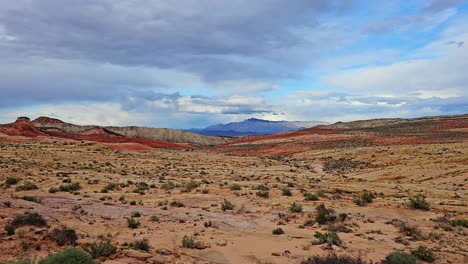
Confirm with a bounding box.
[0,135,467,263]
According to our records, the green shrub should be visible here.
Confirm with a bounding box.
[289,202,303,213]
[408,194,430,210]
[59,182,81,193]
[254,185,269,191]
[50,227,78,246]
[39,248,96,264]
[19,196,42,204]
[304,193,319,201]
[383,252,416,264]
[127,218,140,229]
[150,215,160,222]
[272,227,284,235]
[5,177,19,186]
[132,239,149,252]
[85,240,117,258]
[182,235,195,248]
[5,223,15,235]
[11,212,46,228]
[131,211,141,218]
[301,253,369,264]
[313,231,341,246]
[281,187,292,196]
[15,181,38,191]
[450,218,468,228]
[256,190,269,198]
[183,180,200,192]
[353,191,375,206]
[101,183,118,193]
[229,184,241,191]
[411,246,435,263]
[315,204,336,225]
[221,199,235,211]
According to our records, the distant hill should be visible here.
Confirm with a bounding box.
[0,116,226,147]
[189,118,327,136]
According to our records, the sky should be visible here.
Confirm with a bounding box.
[0,0,467,129]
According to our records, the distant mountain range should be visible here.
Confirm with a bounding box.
[188,118,328,136]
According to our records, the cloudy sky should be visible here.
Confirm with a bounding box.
[0,0,467,128]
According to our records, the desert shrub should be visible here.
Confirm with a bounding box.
[85,240,116,258]
[39,248,96,264]
[170,201,185,207]
[50,227,78,246]
[221,199,235,211]
[127,218,140,229]
[301,253,369,264]
[408,194,430,210]
[327,224,353,233]
[59,182,81,193]
[254,184,269,191]
[101,183,118,193]
[182,180,200,192]
[411,246,435,263]
[132,239,149,252]
[450,218,468,228]
[338,213,348,222]
[5,177,19,186]
[389,219,424,240]
[5,223,15,235]
[182,235,195,248]
[313,231,341,246]
[161,181,176,191]
[15,181,38,191]
[281,187,292,196]
[131,211,141,218]
[129,200,136,205]
[150,215,160,222]
[256,190,269,198]
[383,252,416,264]
[229,184,241,191]
[289,202,303,213]
[19,196,42,204]
[272,227,284,235]
[353,191,375,206]
[315,204,336,225]
[304,192,319,201]
[11,212,46,228]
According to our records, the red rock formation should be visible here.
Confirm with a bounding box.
[5,117,48,137]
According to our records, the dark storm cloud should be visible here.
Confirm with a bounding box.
[0,0,351,75]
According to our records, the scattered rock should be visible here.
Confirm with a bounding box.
[393,244,405,251]
[194,241,209,249]
[331,245,341,251]
[156,248,172,255]
[216,239,227,246]
[147,255,168,264]
[272,252,281,256]
[124,249,153,260]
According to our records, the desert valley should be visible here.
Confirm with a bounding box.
[0,114,466,264]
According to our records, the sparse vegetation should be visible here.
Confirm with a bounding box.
[39,248,96,264]
[182,235,196,248]
[50,226,78,246]
[411,246,435,263]
[383,252,416,264]
[221,199,235,211]
[301,253,369,264]
[272,227,284,235]
[127,217,140,229]
[132,239,150,252]
[85,240,117,258]
[408,194,430,210]
[313,231,341,246]
[289,202,303,213]
[15,181,38,191]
